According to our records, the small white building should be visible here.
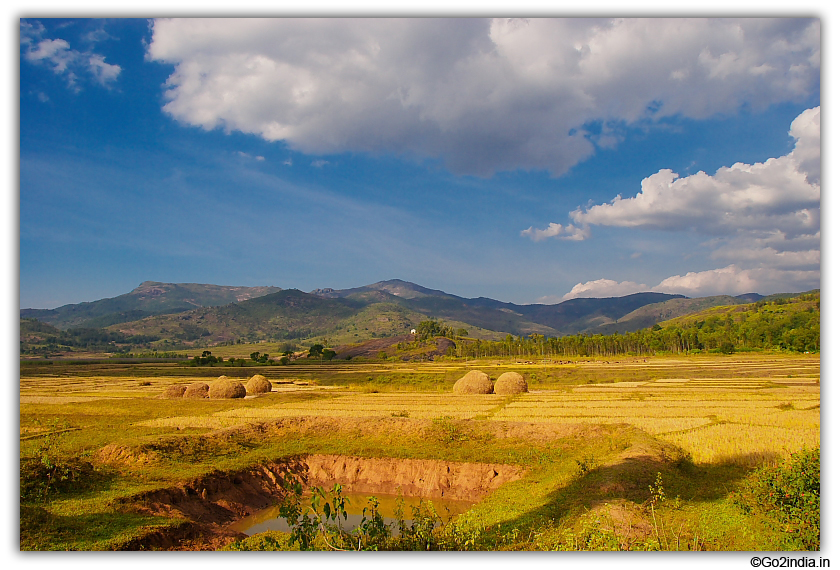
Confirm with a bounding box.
[410,329,416,334]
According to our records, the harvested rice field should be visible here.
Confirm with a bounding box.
[21,354,819,465]
[19,353,820,551]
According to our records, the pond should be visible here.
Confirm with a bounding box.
[228,492,475,536]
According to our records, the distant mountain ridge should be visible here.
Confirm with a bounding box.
[21,278,780,348]
[20,281,281,329]
[304,280,685,336]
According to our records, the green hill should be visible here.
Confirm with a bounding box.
[656,291,820,353]
[21,278,818,356]
[312,280,686,337]
[20,282,281,329]
[20,318,160,356]
[584,295,755,335]
[448,290,819,358]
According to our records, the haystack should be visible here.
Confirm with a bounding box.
[208,376,246,399]
[183,382,210,399]
[493,372,528,395]
[245,374,272,395]
[452,370,493,394]
[162,384,187,398]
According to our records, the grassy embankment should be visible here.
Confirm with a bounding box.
[20,353,819,550]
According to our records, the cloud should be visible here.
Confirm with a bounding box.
[310,160,330,168]
[528,107,820,281]
[236,151,265,161]
[21,21,121,90]
[566,107,820,239]
[87,54,121,86]
[560,278,649,301]
[561,264,819,300]
[521,222,590,241]
[146,18,819,177]
[652,265,818,297]
[83,28,112,44]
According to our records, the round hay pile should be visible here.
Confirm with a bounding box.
[493,372,528,395]
[245,374,272,395]
[183,382,210,399]
[162,384,187,398]
[208,376,246,399]
[452,370,493,394]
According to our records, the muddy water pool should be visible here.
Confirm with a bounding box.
[229,492,474,536]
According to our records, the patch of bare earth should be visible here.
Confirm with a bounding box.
[112,453,521,550]
[101,417,665,550]
[335,335,415,359]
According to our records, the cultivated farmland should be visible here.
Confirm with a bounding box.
[20,353,820,551]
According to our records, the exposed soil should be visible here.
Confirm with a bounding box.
[114,457,307,550]
[103,417,669,550]
[115,453,522,550]
[306,454,522,502]
[334,335,455,360]
[334,334,415,359]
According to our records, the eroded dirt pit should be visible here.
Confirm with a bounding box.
[117,454,523,550]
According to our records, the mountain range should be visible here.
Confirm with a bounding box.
[20,279,777,349]
[20,282,281,329]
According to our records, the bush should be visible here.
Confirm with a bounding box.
[731,448,820,549]
[20,456,98,502]
[271,479,468,551]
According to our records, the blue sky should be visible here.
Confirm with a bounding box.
[19,17,821,309]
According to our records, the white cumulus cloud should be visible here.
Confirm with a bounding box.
[528,106,820,297]
[560,278,649,301]
[521,222,590,242]
[564,106,820,241]
[652,265,818,297]
[561,264,819,300]
[146,18,819,177]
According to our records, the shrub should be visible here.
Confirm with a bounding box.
[20,456,98,502]
[273,480,466,552]
[731,448,820,549]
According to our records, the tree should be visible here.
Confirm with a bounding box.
[416,319,455,341]
[250,351,270,363]
[309,344,324,358]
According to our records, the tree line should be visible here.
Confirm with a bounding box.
[451,294,819,359]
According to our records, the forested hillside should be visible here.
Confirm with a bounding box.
[19,318,160,356]
[451,291,819,359]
